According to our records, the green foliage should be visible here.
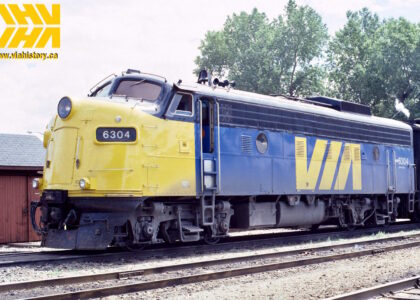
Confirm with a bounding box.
[326,9,382,106]
[195,3,420,119]
[195,1,328,97]
[327,10,420,118]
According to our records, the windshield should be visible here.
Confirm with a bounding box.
[114,80,162,101]
[94,82,112,97]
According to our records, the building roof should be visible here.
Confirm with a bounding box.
[0,134,45,169]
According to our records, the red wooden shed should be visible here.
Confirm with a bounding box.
[0,133,45,244]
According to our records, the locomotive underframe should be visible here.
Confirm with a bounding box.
[31,190,420,250]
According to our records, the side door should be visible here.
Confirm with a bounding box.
[199,97,220,195]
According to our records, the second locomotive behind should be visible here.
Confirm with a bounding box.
[31,69,420,249]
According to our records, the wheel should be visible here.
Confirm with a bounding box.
[411,202,420,223]
[310,224,320,231]
[160,221,173,244]
[345,224,356,231]
[203,227,220,245]
[125,242,146,252]
[203,235,220,245]
[338,220,356,231]
[382,218,391,228]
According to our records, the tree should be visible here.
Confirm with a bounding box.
[279,0,328,96]
[327,8,382,107]
[327,8,420,118]
[195,9,270,93]
[374,18,420,118]
[195,0,328,97]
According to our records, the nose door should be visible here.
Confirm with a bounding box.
[199,98,220,195]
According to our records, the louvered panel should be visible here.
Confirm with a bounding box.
[241,135,252,154]
[343,145,351,161]
[295,139,305,158]
[326,145,333,160]
[354,147,361,161]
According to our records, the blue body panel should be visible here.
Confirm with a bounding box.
[197,125,414,196]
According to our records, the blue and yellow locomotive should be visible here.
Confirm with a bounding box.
[31,69,420,249]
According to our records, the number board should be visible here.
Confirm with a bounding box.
[96,127,137,142]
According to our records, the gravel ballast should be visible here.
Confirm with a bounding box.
[108,246,420,300]
[1,229,420,299]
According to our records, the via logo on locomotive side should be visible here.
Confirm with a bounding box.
[295,137,362,191]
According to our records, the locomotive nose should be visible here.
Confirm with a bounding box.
[42,97,145,196]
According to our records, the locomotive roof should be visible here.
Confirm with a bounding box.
[174,82,412,133]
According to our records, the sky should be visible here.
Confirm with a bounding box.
[0,0,419,134]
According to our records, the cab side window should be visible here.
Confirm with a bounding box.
[167,93,194,118]
[176,94,192,113]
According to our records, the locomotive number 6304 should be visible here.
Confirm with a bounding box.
[96,127,136,142]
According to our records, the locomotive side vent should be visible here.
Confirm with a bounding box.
[241,135,252,154]
[295,139,305,158]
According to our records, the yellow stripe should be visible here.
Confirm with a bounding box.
[319,141,342,190]
[295,137,327,190]
[334,143,362,190]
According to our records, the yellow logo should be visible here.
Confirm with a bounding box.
[0,4,60,48]
[295,137,362,191]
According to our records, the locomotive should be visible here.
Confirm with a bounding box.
[31,69,420,250]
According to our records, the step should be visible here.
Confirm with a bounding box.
[203,171,217,175]
[204,186,217,190]
[182,225,204,233]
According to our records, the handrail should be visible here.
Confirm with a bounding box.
[216,101,221,193]
[393,150,397,190]
[199,100,204,193]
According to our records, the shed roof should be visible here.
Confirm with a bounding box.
[0,134,45,169]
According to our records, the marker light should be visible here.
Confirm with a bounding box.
[79,178,90,190]
[32,178,42,189]
[57,97,72,119]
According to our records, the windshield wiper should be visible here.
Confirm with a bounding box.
[111,94,144,102]
[129,80,145,87]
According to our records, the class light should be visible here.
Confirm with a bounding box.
[79,178,90,190]
[57,97,72,119]
[32,178,42,189]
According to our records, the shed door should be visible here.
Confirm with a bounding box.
[0,175,28,243]
[0,175,41,244]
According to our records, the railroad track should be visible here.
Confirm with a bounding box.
[327,275,420,300]
[0,222,418,268]
[1,231,420,299]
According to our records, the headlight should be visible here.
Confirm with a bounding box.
[57,97,72,119]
